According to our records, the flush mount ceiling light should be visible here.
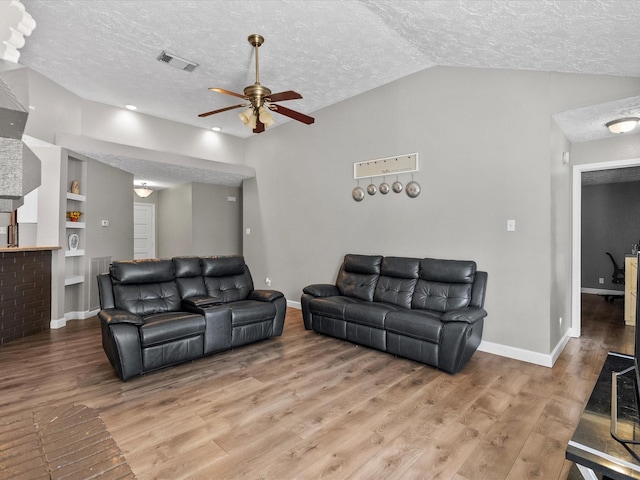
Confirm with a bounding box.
[134,182,153,198]
[125,104,137,111]
[606,117,640,134]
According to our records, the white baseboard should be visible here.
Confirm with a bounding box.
[50,317,66,329]
[287,299,301,309]
[477,327,573,368]
[581,287,624,296]
[478,340,554,367]
[50,309,99,329]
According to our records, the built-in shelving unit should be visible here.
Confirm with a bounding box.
[64,275,84,286]
[63,155,87,314]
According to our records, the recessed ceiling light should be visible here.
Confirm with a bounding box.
[211,126,222,132]
[125,104,138,111]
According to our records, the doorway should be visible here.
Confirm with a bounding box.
[134,203,156,259]
[572,157,640,337]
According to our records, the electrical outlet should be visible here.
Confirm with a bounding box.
[0,226,6,234]
[599,277,605,285]
[265,277,271,286]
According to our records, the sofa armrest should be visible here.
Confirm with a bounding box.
[441,307,487,324]
[303,284,339,298]
[249,289,285,303]
[98,309,144,326]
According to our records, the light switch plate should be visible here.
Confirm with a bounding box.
[507,219,516,231]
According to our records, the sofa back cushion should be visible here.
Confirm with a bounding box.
[201,256,253,302]
[113,282,182,315]
[411,258,476,312]
[173,257,206,299]
[110,259,181,315]
[373,257,419,309]
[336,254,383,302]
[111,259,174,284]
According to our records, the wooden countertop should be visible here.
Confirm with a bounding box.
[0,246,61,253]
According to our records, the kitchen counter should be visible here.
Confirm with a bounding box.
[0,246,61,252]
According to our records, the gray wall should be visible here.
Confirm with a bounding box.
[86,158,134,263]
[192,183,242,256]
[157,182,242,258]
[243,66,640,357]
[581,181,640,291]
[158,184,193,258]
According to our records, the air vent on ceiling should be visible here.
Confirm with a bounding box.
[156,50,198,72]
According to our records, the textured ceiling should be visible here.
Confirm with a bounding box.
[16,0,640,187]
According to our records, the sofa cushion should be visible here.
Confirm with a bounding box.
[176,276,207,299]
[344,302,399,329]
[336,255,383,302]
[200,256,254,302]
[372,257,419,309]
[113,281,181,315]
[201,256,246,276]
[309,296,360,320]
[203,275,253,303]
[229,300,277,327]
[411,281,473,312]
[419,258,476,283]
[111,259,174,284]
[140,312,206,347]
[173,257,203,277]
[385,310,443,344]
[374,277,418,309]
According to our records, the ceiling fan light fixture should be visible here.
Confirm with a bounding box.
[606,117,640,134]
[258,106,275,128]
[239,108,257,129]
[134,182,153,198]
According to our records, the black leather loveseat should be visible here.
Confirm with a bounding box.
[97,256,286,380]
[301,254,487,374]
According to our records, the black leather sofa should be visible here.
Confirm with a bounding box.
[301,254,487,374]
[97,256,286,380]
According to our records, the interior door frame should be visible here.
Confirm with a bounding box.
[572,157,640,338]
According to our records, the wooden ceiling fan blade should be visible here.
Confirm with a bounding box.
[198,103,248,118]
[209,87,247,100]
[269,104,315,125]
[266,91,302,102]
[253,118,265,134]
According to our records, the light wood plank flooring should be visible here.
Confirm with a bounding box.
[0,294,630,479]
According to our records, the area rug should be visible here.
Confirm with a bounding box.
[0,403,135,479]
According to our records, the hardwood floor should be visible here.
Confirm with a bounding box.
[0,294,630,479]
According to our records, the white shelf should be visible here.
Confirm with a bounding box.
[65,249,85,257]
[66,221,85,229]
[64,275,84,286]
[66,192,86,202]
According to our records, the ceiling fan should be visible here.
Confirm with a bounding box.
[198,34,315,133]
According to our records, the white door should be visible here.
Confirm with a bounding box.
[134,203,156,259]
